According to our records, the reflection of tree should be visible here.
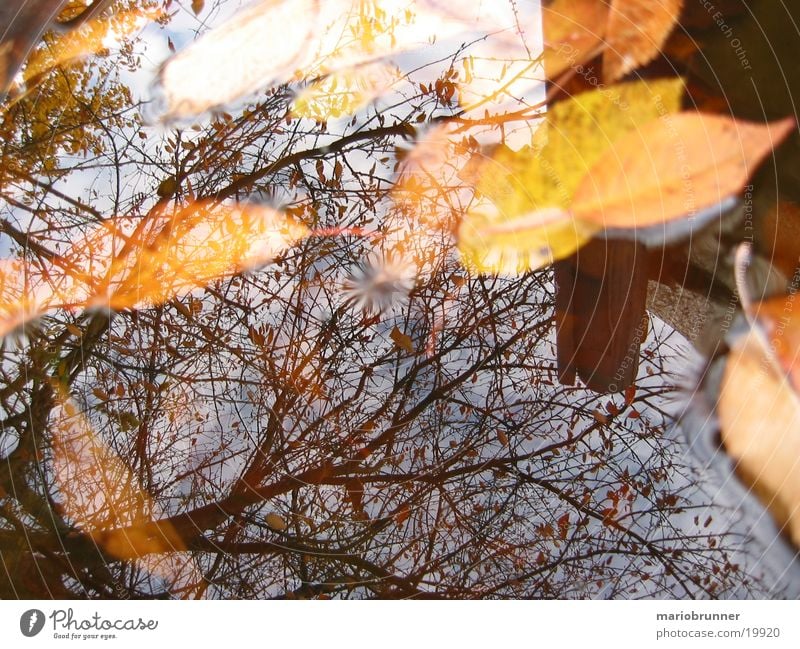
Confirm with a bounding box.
[0,1,788,599]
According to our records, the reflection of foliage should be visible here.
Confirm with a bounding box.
[0,0,797,600]
[0,0,157,176]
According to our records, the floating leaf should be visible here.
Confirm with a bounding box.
[603,0,683,82]
[51,394,198,585]
[542,0,609,80]
[151,0,320,123]
[0,203,310,338]
[458,79,683,274]
[458,207,598,275]
[572,114,795,228]
[747,293,800,391]
[718,332,800,547]
[150,0,537,124]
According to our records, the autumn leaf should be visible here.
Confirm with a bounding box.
[745,294,800,391]
[603,0,684,83]
[390,326,415,354]
[718,331,800,548]
[0,203,310,338]
[458,207,598,275]
[151,0,320,123]
[394,503,411,525]
[150,0,538,124]
[542,0,609,80]
[457,78,684,274]
[572,114,795,228]
[93,202,310,310]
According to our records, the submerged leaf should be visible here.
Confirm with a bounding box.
[51,394,198,585]
[151,0,320,123]
[0,203,309,338]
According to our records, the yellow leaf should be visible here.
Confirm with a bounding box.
[603,0,683,82]
[718,332,800,548]
[457,207,598,275]
[542,0,609,80]
[532,78,684,207]
[390,326,414,354]
[265,513,288,532]
[457,79,683,274]
[572,114,795,228]
[0,202,310,338]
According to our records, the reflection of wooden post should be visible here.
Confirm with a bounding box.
[555,238,648,394]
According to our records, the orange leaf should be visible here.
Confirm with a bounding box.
[718,332,800,547]
[542,0,609,80]
[390,326,415,354]
[603,0,683,82]
[747,294,800,391]
[572,113,795,228]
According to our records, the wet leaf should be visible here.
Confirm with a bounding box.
[152,0,320,123]
[542,0,609,80]
[458,79,683,274]
[718,332,800,547]
[572,114,795,228]
[603,0,683,83]
[0,203,310,338]
[51,394,197,587]
[457,207,597,275]
[747,294,800,390]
